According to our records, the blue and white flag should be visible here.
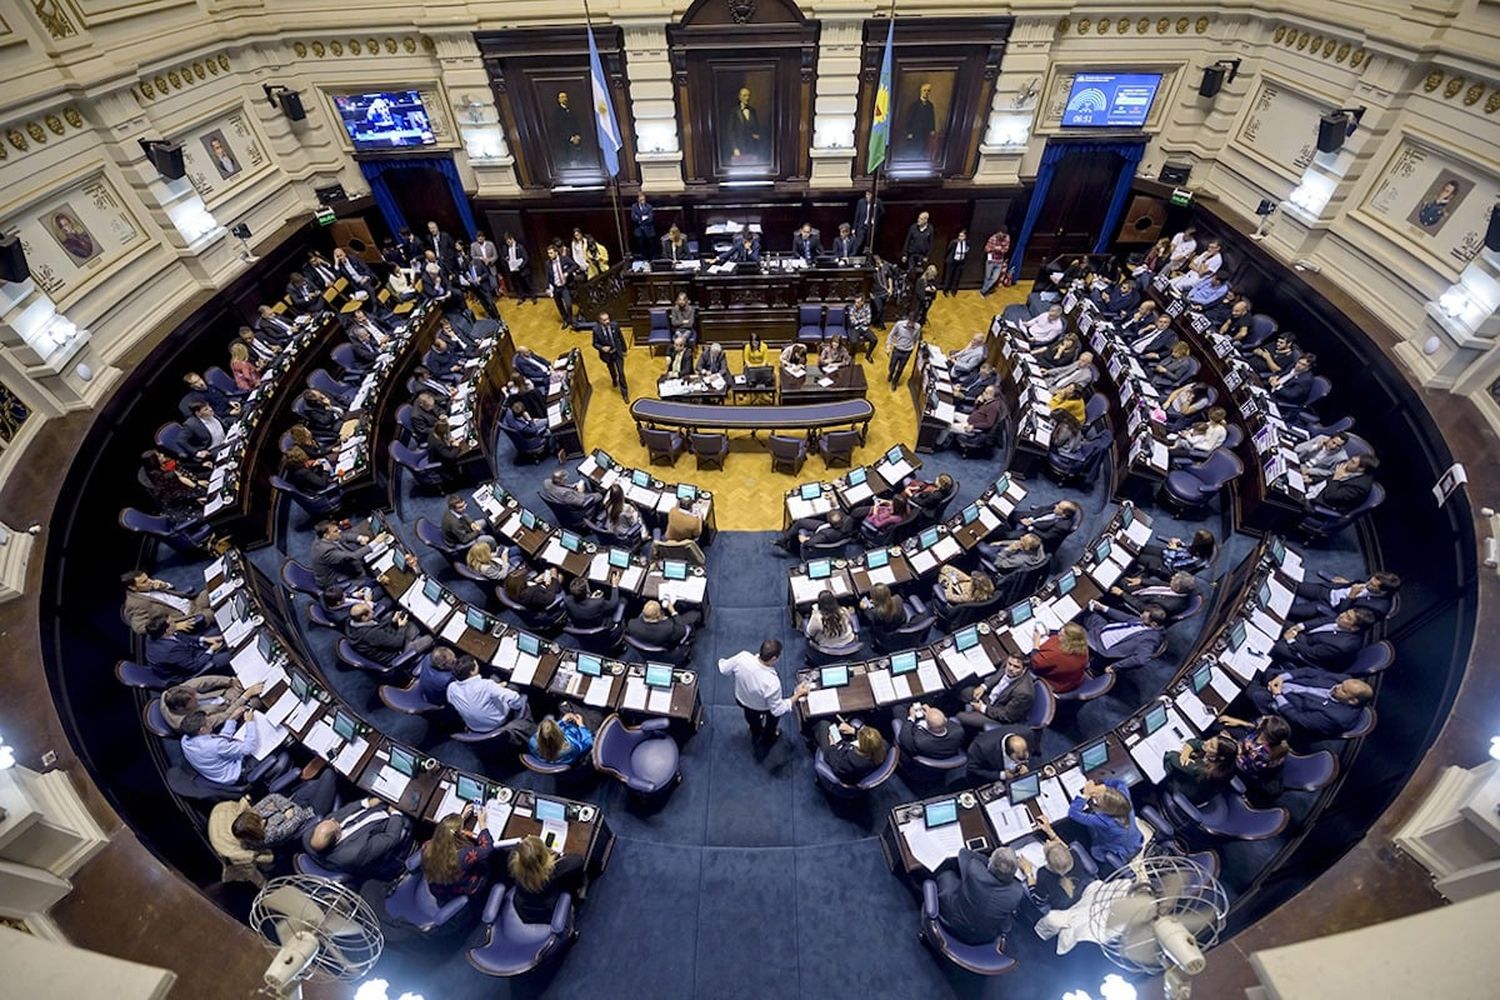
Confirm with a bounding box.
[588,25,622,177]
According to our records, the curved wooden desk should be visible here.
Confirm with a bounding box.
[629,397,875,437]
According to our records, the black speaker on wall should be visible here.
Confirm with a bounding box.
[1159,162,1192,185]
[1317,113,1348,154]
[0,235,28,284]
[280,91,307,121]
[1485,205,1500,252]
[1199,66,1227,98]
[138,139,186,180]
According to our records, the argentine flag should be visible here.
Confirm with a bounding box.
[588,25,623,177]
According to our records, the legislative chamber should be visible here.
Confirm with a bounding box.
[0,2,1496,999]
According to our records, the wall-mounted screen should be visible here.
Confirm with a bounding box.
[334,91,436,150]
[1060,73,1161,128]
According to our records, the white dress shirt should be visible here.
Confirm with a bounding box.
[718,652,794,715]
[446,675,526,732]
[1021,312,1063,345]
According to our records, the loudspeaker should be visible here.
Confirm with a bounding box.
[1317,112,1348,154]
[280,91,306,121]
[1485,205,1500,252]
[0,235,28,284]
[140,140,186,179]
[1159,162,1192,185]
[1199,66,1226,98]
[314,183,347,205]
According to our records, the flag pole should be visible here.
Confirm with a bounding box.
[582,0,628,261]
[867,2,896,255]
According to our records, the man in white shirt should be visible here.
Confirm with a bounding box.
[717,639,809,748]
[180,709,260,785]
[445,657,528,734]
[1169,240,1223,292]
[1018,304,1064,346]
[1165,227,1198,272]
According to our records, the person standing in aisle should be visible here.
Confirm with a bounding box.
[717,639,809,749]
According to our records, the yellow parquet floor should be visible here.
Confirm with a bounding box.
[501,282,1033,530]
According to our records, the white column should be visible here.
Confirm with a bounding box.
[974,16,1053,185]
[808,19,861,188]
[0,764,110,928]
[0,522,34,603]
[620,21,685,192]
[428,29,522,197]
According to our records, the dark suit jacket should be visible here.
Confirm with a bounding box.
[832,234,859,258]
[1273,617,1364,672]
[1250,667,1363,738]
[965,727,1030,783]
[630,202,657,238]
[308,802,411,876]
[851,196,885,237]
[564,587,620,629]
[1131,326,1178,359]
[182,414,222,453]
[972,670,1035,725]
[627,614,688,647]
[1085,608,1163,670]
[428,231,458,267]
[144,634,214,676]
[544,256,581,290]
[822,732,880,784]
[1273,370,1315,408]
[592,322,626,358]
[902,224,934,262]
[1318,474,1374,513]
[897,718,965,759]
[938,848,1024,945]
[442,508,480,548]
[944,239,971,265]
[256,314,297,342]
[792,232,823,261]
[349,337,381,368]
[503,241,531,273]
[311,535,369,589]
[1007,504,1077,551]
[1119,585,1192,617]
[345,617,406,664]
[409,402,440,441]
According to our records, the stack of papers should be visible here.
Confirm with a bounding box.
[483,799,513,836]
[369,765,411,802]
[939,644,990,682]
[867,669,898,705]
[648,687,674,714]
[984,798,1033,845]
[656,575,707,605]
[331,737,368,776]
[899,817,964,872]
[1036,777,1073,822]
[622,676,648,711]
[805,687,842,717]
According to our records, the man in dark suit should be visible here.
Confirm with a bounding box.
[897,704,965,758]
[1289,571,1399,622]
[1128,314,1178,361]
[792,223,823,263]
[717,232,761,265]
[304,253,341,292]
[501,233,536,302]
[179,373,239,420]
[831,223,859,260]
[1316,455,1378,513]
[956,655,1035,731]
[936,847,1025,946]
[1270,353,1318,411]
[1247,667,1373,739]
[851,192,885,254]
[255,304,298,343]
[143,618,229,678]
[591,310,629,398]
[630,194,657,260]
[500,400,553,457]
[966,728,1032,784]
[564,578,620,629]
[1271,609,1376,673]
[344,602,432,665]
[286,273,324,314]
[306,798,413,879]
[1095,275,1140,320]
[425,220,458,270]
[902,211,935,268]
[441,494,491,551]
[1106,572,1198,618]
[1082,603,1168,671]
[461,251,501,321]
[543,246,581,328]
[626,599,701,657]
[940,229,970,296]
[901,82,938,159]
[418,262,462,311]
[331,247,375,293]
[1001,500,1081,552]
[181,402,227,460]
[775,508,855,555]
[311,520,377,589]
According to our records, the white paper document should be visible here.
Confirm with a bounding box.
[805,687,842,717]
[984,798,1034,844]
[1036,777,1073,823]
[916,662,944,694]
[331,737,369,776]
[867,669,897,705]
[899,818,964,872]
[622,676,648,711]
[583,676,612,707]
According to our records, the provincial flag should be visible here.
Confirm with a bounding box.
[866,18,895,173]
[588,24,622,177]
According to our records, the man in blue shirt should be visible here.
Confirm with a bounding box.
[1186,271,1230,308]
[181,709,260,785]
[445,657,529,733]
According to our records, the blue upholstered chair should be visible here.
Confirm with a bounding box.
[379,664,448,715]
[270,474,343,517]
[1299,484,1385,541]
[119,507,212,551]
[294,852,353,884]
[641,427,685,466]
[592,715,681,797]
[335,637,419,677]
[796,304,824,345]
[115,659,173,690]
[415,516,462,557]
[891,718,967,783]
[1347,640,1394,678]
[646,308,673,351]
[823,305,848,341]
[1162,448,1242,510]
[279,558,322,599]
[918,879,1018,975]
[1049,669,1116,705]
[813,743,899,798]
[382,849,472,933]
[467,884,575,977]
[769,434,807,475]
[690,432,729,471]
[1160,790,1289,842]
[1339,705,1377,739]
[817,429,861,469]
[562,602,627,654]
[389,440,445,489]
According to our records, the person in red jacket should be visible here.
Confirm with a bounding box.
[1029,621,1090,693]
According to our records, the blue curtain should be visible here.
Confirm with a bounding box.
[359,155,477,240]
[1094,142,1147,253]
[1009,139,1149,279]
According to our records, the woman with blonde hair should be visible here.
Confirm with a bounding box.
[1067,777,1143,869]
[288,423,326,460]
[1027,818,1102,952]
[421,803,496,904]
[507,834,586,923]
[466,539,509,580]
[814,717,889,783]
[228,341,260,390]
[1048,382,1086,424]
[1029,621,1091,693]
[937,565,995,605]
[527,708,597,765]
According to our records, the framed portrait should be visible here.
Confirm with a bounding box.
[890,67,958,170]
[1406,170,1472,235]
[199,129,242,180]
[41,203,102,267]
[714,64,777,176]
[536,75,602,182]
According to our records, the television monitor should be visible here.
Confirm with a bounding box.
[1093,538,1113,563]
[518,633,541,656]
[456,774,487,803]
[1228,620,1247,649]
[846,467,868,486]
[290,672,310,700]
[1009,600,1033,626]
[820,665,849,688]
[955,626,980,652]
[535,798,567,823]
[885,446,904,464]
[1142,702,1168,735]
[891,651,919,675]
[332,710,357,741]
[677,483,698,501]
[800,483,822,500]
[594,450,613,469]
[924,800,958,827]
[919,527,940,549]
[334,91,437,150]
[1009,773,1041,806]
[560,530,583,552]
[257,631,276,663]
[1271,537,1287,565]
[1060,74,1162,128]
[1081,741,1110,772]
[465,608,489,631]
[645,664,673,688]
[577,653,603,677]
[962,504,980,525]
[1057,570,1077,596]
[807,558,832,580]
[994,473,1010,495]
[520,508,537,529]
[422,579,443,602]
[1192,662,1214,693]
[663,560,688,581]
[865,547,889,569]
[631,470,651,487]
[387,745,417,776]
